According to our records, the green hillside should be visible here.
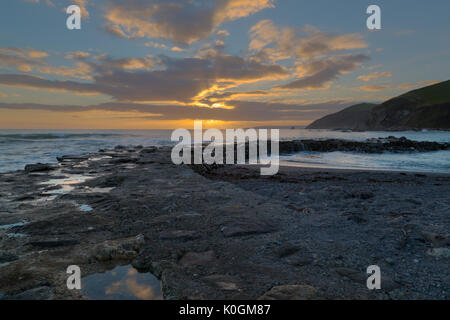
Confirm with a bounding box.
[398,80,450,106]
[307,80,450,130]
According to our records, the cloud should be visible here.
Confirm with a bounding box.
[216,30,230,37]
[92,54,157,71]
[37,62,93,80]
[0,53,288,102]
[358,71,392,82]
[202,90,269,102]
[72,0,89,19]
[0,47,48,72]
[25,0,90,19]
[0,48,93,79]
[396,80,439,90]
[280,54,370,90]
[214,0,275,24]
[144,42,169,50]
[249,21,367,61]
[65,51,91,60]
[0,47,48,59]
[103,0,274,44]
[359,84,390,92]
[0,74,102,95]
[171,46,185,52]
[247,21,369,91]
[104,23,132,38]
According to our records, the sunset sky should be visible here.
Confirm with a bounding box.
[0,0,449,129]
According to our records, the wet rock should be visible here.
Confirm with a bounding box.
[1,142,449,300]
[407,198,423,205]
[359,192,375,200]
[221,220,276,238]
[134,234,145,247]
[422,232,448,246]
[335,268,366,282]
[57,155,89,162]
[140,147,157,154]
[25,239,80,248]
[287,204,315,214]
[159,230,201,241]
[179,250,216,267]
[14,195,35,202]
[258,285,318,300]
[347,214,368,224]
[149,215,177,224]
[87,175,125,188]
[24,163,54,173]
[5,286,54,300]
[109,157,138,164]
[273,244,300,258]
[94,246,137,261]
[294,138,450,154]
[346,191,374,200]
[92,236,144,261]
[203,275,240,291]
[381,276,401,292]
[335,268,400,291]
[285,253,314,267]
[286,257,313,267]
[427,248,450,258]
[0,251,18,263]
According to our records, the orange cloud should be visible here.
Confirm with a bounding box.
[358,71,392,82]
[249,21,367,61]
[396,80,439,90]
[359,84,390,92]
[281,54,370,90]
[0,47,48,73]
[65,51,90,60]
[103,0,275,45]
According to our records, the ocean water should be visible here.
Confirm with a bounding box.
[0,129,449,173]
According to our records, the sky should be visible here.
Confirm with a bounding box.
[0,0,449,129]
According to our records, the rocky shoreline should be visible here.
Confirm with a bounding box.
[0,141,449,300]
[282,136,450,154]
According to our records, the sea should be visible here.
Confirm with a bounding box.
[0,129,449,174]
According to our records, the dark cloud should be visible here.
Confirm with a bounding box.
[103,0,274,44]
[0,54,288,102]
[0,74,102,94]
[202,90,268,101]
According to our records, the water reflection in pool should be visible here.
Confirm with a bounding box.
[82,265,163,300]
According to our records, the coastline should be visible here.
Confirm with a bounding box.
[0,144,449,300]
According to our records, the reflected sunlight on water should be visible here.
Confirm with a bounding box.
[82,265,163,300]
